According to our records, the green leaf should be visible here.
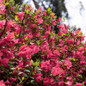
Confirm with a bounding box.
[25,9,29,14]
[15,16,18,21]
[18,72,23,75]
[72,58,76,61]
[5,2,9,6]
[35,62,39,66]
[47,8,51,12]
[36,40,40,45]
[15,32,19,37]
[22,77,25,81]
[63,17,65,21]
[31,59,34,65]
[77,74,82,78]
[31,60,39,66]
[25,70,30,73]
[24,36,28,40]
[51,13,54,16]
[31,71,34,75]
[23,73,28,77]
[70,58,76,61]
[11,68,15,70]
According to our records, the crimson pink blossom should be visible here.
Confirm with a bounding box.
[0,0,86,86]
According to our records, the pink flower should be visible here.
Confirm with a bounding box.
[8,77,17,82]
[17,12,24,20]
[58,81,64,86]
[18,48,32,58]
[43,10,47,16]
[0,5,5,14]
[41,60,51,72]
[29,44,40,55]
[37,18,43,24]
[44,31,50,36]
[33,73,42,82]
[53,50,60,56]
[0,20,6,29]
[78,47,84,51]
[66,38,74,44]
[19,44,27,51]
[58,39,64,47]
[41,41,49,53]
[75,83,82,86]
[5,80,10,85]
[58,24,64,29]
[65,81,73,86]
[11,6,15,11]
[76,40,80,46]
[43,76,55,86]
[58,31,62,36]
[14,39,19,44]
[30,24,36,28]
[57,17,61,22]
[0,51,3,56]
[52,20,56,25]
[7,20,14,28]
[61,45,68,53]
[24,33,33,39]
[64,59,72,69]
[66,77,72,81]
[76,51,81,57]
[51,67,63,76]
[47,49,53,59]
[7,32,15,39]
[18,44,32,59]
[0,58,9,67]
[0,80,5,86]
[37,7,42,12]
[0,0,4,4]
[75,30,82,35]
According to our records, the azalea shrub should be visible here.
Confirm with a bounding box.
[0,0,86,86]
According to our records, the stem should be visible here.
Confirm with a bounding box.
[19,72,32,85]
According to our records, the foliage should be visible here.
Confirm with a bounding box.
[0,0,86,86]
[32,0,68,17]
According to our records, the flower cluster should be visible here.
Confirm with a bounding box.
[0,0,86,86]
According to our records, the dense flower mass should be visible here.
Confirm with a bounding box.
[0,0,86,86]
[0,80,5,86]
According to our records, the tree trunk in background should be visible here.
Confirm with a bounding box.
[32,0,68,18]
[32,0,39,9]
[14,0,23,4]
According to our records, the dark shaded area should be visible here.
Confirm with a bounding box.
[33,0,68,18]
[14,0,23,4]
[51,0,68,17]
